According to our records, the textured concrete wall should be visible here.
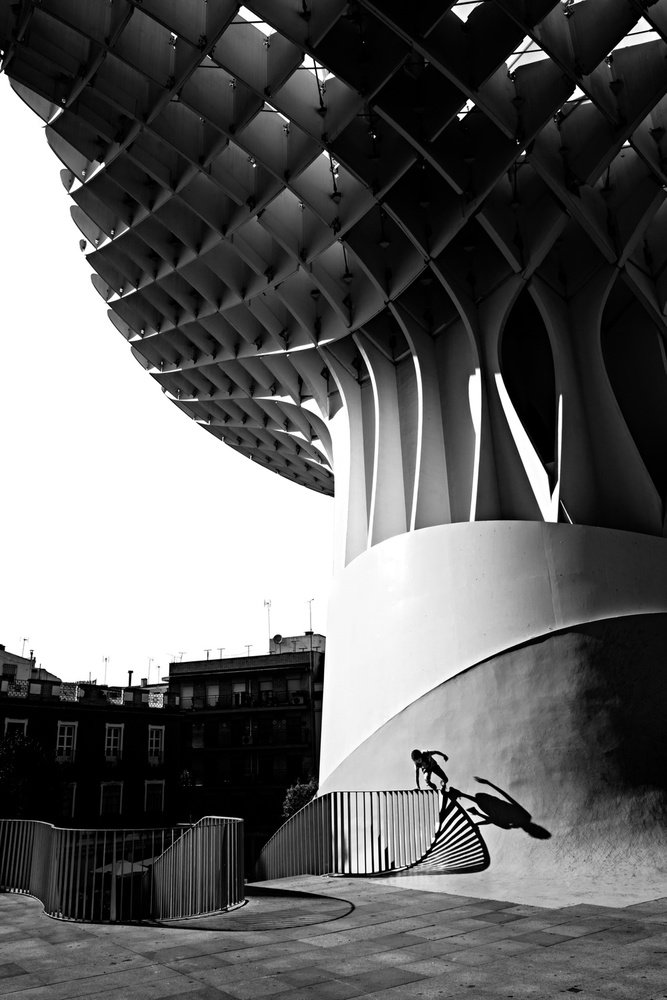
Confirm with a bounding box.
[319,522,667,874]
[320,521,667,785]
[320,615,667,875]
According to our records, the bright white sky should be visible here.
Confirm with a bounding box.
[0,77,334,687]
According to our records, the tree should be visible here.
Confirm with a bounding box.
[282,775,318,818]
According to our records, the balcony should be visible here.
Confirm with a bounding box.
[181,692,311,711]
[0,680,175,709]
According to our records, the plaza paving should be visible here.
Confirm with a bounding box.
[2,875,667,1000]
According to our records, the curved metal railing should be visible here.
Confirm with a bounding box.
[151,815,244,920]
[255,790,438,880]
[405,795,490,874]
[0,815,244,922]
[254,790,489,881]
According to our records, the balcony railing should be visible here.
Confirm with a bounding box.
[0,679,174,708]
[0,816,244,923]
[254,790,489,880]
[181,692,310,711]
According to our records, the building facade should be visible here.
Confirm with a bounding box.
[0,654,181,827]
[170,634,325,862]
[0,636,325,865]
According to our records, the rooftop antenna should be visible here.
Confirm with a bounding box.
[178,652,185,662]
[148,657,154,683]
[264,599,272,651]
[103,656,108,684]
[218,647,225,659]
[21,638,28,657]
[245,644,252,657]
[306,597,314,633]
[205,648,211,660]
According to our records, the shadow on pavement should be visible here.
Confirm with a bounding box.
[153,882,354,932]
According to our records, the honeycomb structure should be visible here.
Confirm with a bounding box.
[2,1,667,564]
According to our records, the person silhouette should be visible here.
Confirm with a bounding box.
[450,777,551,839]
[411,749,449,790]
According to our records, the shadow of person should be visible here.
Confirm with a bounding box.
[448,777,551,839]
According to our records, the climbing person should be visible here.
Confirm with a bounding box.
[411,748,449,791]
[449,777,551,839]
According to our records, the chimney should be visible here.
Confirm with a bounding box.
[128,669,133,687]
[141,677,148,687]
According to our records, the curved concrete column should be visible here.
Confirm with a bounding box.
[319,522,667,791]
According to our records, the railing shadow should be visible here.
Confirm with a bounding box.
[254,789,489,881]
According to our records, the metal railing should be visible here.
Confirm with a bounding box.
[151,815,244,920]
[255,790,442,880]
[0,815,244,922]
[0,680,173,708]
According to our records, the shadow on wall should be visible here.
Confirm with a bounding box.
[448,777,552,840]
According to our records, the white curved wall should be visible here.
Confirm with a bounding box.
[319,521,667,789]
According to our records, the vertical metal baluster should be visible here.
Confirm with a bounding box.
[0,821,8,888]
[63,828,73,918]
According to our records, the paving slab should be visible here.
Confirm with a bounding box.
[3,874,667,1000]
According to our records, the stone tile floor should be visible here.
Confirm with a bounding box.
[1,878,667,1000]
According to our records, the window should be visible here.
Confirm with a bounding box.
[191,723,204,749]
[148,725,164,764]
[206,683,219,707]
[287,754,304,781]
[233,682,247,706]
[60,783,76,819]
[56,722,78,762]
[287,678,306,704]
[144,780,165,813]
[259,681,273,706]
[273,754,287,780]
[4,719,27,738]
[104,724,124,761]
[243,754,259,780]
[273,718,287,745]
[287,718,303,744]
[100,781,123,816]
[181,684,193,709]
